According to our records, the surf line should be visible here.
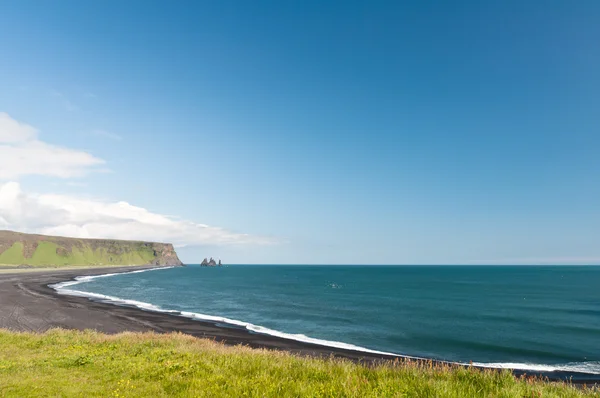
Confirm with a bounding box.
[49,267,600,376]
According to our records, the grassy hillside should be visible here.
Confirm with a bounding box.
[0,329,596,397]
[0,230,182,267]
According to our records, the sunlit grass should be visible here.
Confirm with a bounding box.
[0,240,156,267]
[0,329,597,397]
[0,264,142,273]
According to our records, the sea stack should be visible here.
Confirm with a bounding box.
[200,257,221,267]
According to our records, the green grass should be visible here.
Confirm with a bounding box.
[0,242,26,264]
[0,241,156,267]
[0,265,139,274]
[0,329,597,397]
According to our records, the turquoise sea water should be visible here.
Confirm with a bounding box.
[56,265,600,374]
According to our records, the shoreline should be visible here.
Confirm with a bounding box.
[0,266,597,385]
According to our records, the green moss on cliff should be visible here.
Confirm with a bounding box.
[22,242,154,267]
[0,231,182,267]
[0,242,26,264]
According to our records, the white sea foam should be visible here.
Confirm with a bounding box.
[472,361,600,374]
[50,268,600,376]
[50,267,172,291]
[51,267,410,357]
[179,310,401,356]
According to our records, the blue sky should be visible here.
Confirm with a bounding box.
[0,1,599,264]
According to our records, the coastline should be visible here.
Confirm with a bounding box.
[0,266,597,385]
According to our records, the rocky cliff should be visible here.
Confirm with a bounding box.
[0,230,184,267]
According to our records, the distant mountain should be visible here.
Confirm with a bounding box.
[0,230,183,267]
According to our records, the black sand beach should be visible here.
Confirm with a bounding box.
[0,266,597,385]
[0,266,402,360]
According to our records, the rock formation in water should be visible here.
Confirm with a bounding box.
[200,257,222,267]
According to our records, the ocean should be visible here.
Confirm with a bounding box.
[53,265,600,375]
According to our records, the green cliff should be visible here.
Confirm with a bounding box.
[0,230,183,267]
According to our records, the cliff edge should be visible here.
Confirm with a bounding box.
[0,230,184,267]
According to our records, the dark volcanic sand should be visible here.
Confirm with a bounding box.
[0,266,597,385]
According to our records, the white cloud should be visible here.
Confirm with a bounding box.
[0,181,274,247]
[0,113,273,248]
[0,112,105,179]
[0,112,37,143]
